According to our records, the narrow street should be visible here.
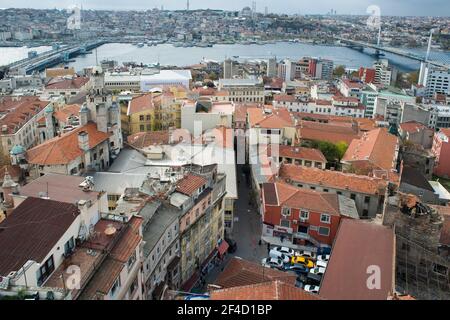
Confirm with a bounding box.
[201,164,267,290]
[230,164,267,263]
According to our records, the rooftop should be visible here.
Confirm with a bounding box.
[45,77,90,90]
[17,173,100,204]
[214,257,296,289]
[0,197,80,276]
[319,219,395,300]
[26,122,111,165]
[210,280,320,300]
[279,164,388,195]
[342,128,398,172]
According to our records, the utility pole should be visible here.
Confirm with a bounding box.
[187,0,190,11]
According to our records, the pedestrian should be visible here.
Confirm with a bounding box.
[267,243,270,253]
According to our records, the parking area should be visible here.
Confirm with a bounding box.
[261,246,332,295]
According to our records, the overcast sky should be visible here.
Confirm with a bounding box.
[1,0,449,16]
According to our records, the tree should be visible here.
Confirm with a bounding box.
[208,72,218,81]
[335,141,349,162]
[333,65,346,77]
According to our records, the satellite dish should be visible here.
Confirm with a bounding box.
[104,225,117,236]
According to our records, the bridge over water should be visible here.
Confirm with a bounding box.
[335,37,450,70]
[2,40,106,75]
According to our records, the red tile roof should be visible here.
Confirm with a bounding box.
[263,182,342,215]
[127,93,160,115]
[342,128,398,172]
[53,104,80,122]
[279,164,387,195]
[297,121,361,145]
[214,257,296,288]
[45,77,90,90]
[247,107,294,129]
[0,97,49,134]
[273,94,297,102]
[127,130,170,148]
[399,121,428,133]
[26,122,111,165]
[176,174,207,196]
[211,280,320,300]
[319,219,395,300]
[110,216,143,263]
[0,197,80,275]
[269,145,327,163]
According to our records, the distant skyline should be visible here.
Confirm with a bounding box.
[1,0,449,16]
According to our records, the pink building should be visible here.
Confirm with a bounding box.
[432,129,450,178]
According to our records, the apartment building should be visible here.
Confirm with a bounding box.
[0,96,51,164]
[261,182,358,249]
[278,164,388,218]
[218,79,264,103]
[431,128,450,178]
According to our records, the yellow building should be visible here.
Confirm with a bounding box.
[121,87,189,135]
[121,93,158,135]
[155,86,189,130]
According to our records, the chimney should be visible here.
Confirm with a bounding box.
[78,131,90,151]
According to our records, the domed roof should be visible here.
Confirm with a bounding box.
[44,105,54,113]
[10,144,25,155]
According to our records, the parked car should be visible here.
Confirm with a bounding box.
[316,260,328,269]
[262,257,284,270]
[291,256,314,268]
[269,249,290,264]
[306,273,322,285]
[225,237,237,253]
[317,246,331,255]
[309,267,326,276]
[295,250,316,260]
[304,285,320,294]
[288,263,310,275]
[317,254,330,263]
[272,246,295,257]
[295,277,305,289]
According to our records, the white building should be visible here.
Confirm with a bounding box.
[420,65,450,98]
[218,78,264,103]
[181,99,235,136]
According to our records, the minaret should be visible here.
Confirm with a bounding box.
[187,0,189,11]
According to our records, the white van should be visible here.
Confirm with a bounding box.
[269,249,290,264]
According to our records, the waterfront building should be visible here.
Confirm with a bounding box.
[218,78,264,103]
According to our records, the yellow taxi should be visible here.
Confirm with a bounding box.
[291,256,314,268]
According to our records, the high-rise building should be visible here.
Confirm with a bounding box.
[223,59,239,79]
[420,64,450,98]
[373,59,396,87]
[309,58,334,80]
[267,58,277,77]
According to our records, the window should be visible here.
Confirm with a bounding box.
[318,227,330,236]
[36,255,55,286]
[129,277,138,296]
[350,194,356,200]
[281,207,291,216]
[139,115,144,121]
[364,196,370,204]
[280,219,290,228]
[64,237,75,255]
[300,210,309,220]
[140,125,145,131]
[110,277,121,297]
[127,252,137,271]
[362,209,369,217]
[146,115,151,121]
[320,214,331,224]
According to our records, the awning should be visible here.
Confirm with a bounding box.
[218,240,229,256]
